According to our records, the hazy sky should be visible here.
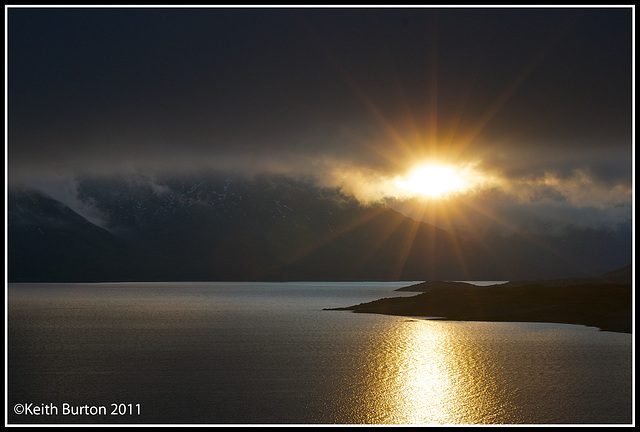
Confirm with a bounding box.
[6,6,633,233]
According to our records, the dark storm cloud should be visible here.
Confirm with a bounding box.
[7,6,633,216]
[8,8,377,175]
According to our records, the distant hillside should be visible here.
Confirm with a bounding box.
[592,264,633,284]
[397,264,633,291]
[72,174,492,281]
[498,263,632,287]
[7,174,633,282]
[8,177,489,282]
[7,189,163,282]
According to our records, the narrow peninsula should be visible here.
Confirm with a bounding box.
[327,265,632,334]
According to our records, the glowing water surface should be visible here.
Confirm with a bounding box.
[8,282,632,424]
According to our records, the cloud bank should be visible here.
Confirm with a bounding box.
[7,7,633,235]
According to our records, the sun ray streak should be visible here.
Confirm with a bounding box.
[457,16,577,153]
[349,210,413,279]
[390,218,424,280]
[454,196,587,272]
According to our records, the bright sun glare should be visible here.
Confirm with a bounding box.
[395,164,469,199]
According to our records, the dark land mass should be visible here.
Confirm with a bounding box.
[7,175,632,282]
[328,265,633,333]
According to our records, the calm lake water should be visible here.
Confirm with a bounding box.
[7,282,633,425]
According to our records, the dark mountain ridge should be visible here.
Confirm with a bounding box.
[7,174,633,282]
[72,174,491,281]
[7,189,163,282]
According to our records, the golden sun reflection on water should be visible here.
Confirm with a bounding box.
[345,319,518,425]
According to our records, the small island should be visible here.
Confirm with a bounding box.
[327,265,632,334]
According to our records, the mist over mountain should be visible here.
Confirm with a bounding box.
[7,189,163,282]
[7,174,632,282]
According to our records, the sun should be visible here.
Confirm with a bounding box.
[394,164,469,199]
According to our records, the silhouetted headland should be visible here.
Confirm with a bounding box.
[327,265,632,333]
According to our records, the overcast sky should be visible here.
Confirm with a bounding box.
[6,6,633,233]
